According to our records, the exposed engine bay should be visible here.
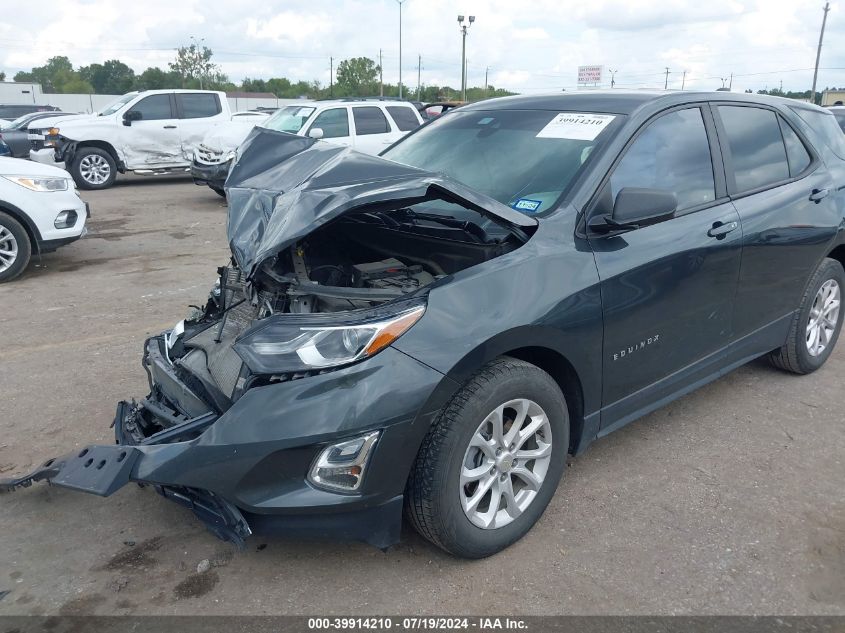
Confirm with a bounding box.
[120,201,529,445]
[250,204,523,315]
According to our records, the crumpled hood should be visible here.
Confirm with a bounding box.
[199,121,260,153]
[225,127,537,277]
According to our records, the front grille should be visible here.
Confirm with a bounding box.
[195,144,227,165]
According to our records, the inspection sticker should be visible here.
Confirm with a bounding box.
[512,198,543,212]
[536,112,616,141]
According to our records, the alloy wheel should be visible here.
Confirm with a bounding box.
[459,398,553,530]
[0,224,18,273]
[79,154,111,185]
[806,279,841,356]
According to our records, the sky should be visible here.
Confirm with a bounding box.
[1,0,843,95]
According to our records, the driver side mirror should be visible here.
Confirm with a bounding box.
[613,187,677,225]
[123,110,142,126]
[589,187,677,234]
[308,127,324,139]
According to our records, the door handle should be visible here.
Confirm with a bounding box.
[707,220,739,239]
[809,188,829,203]
[163,125,177,129]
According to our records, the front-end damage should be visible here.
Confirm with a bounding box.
[1,128,537,547]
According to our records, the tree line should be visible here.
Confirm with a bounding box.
[6,47,514,103]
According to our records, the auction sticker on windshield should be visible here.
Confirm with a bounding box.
[536,112,616,140]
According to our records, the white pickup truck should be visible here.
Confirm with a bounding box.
[29,89,232,190]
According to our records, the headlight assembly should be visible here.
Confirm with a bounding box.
[233,302,425,374]
[3,175,69,192]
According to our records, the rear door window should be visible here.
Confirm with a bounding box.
[177,93,221,119]
[352,107,390,135]
[386,106,420,131]
[309,108,350,138]
[717,106,790,192]
[133,94,174,120]
[610,107,716,212]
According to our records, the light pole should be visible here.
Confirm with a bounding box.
[458,15,474,102]
[396,0,407,98]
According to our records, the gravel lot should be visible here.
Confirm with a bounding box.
[0,175,843,616]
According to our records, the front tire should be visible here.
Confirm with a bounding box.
[770,257,844,374]
[71,147,117,190]
[406,357,569,558]
[0,211,32,283]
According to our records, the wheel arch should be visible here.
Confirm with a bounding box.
[71,140,125,172]
[0,201,43,255]
[503,346,585,456]
[407,326,594,457]
[826,242,845,271]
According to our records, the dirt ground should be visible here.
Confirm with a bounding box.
[0,175,843,616]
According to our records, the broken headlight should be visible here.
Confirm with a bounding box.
[233,302,425,374]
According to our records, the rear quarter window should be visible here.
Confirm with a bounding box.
[791,107,845,160]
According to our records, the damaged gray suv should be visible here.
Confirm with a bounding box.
[5,91,845,558]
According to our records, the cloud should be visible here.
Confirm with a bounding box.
[0,0,842,94]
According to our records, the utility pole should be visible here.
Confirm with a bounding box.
[458,15,475,102]
[330,56,333,97]
[681,70,686,90]
[811,1,830,104]
[417,54,422,100]
[484,66,489,96]
[664,67,670,90]
[396,0,406,98]
[379,49,384,97]
[729,72,733,90]
[609,68,617,88]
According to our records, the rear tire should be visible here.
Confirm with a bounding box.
[770,257,844,374]
[406,356,569,558]
[0,211,32,283]
[71,147,117,190]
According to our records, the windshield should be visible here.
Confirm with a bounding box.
[382,109,622,215]
[262,105,316,134]
[832,111,845,133]
[98,93,138,116]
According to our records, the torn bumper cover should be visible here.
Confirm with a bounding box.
[1,336,448,549]
[191,158,231,190]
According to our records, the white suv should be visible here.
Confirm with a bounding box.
[191,100,424,195]
[0,157,88,282]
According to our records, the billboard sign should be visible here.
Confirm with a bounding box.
[577,65,603,85]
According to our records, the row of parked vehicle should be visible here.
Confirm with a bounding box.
[0,89,436,282]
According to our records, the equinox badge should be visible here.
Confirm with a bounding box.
[613,334,660,361]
